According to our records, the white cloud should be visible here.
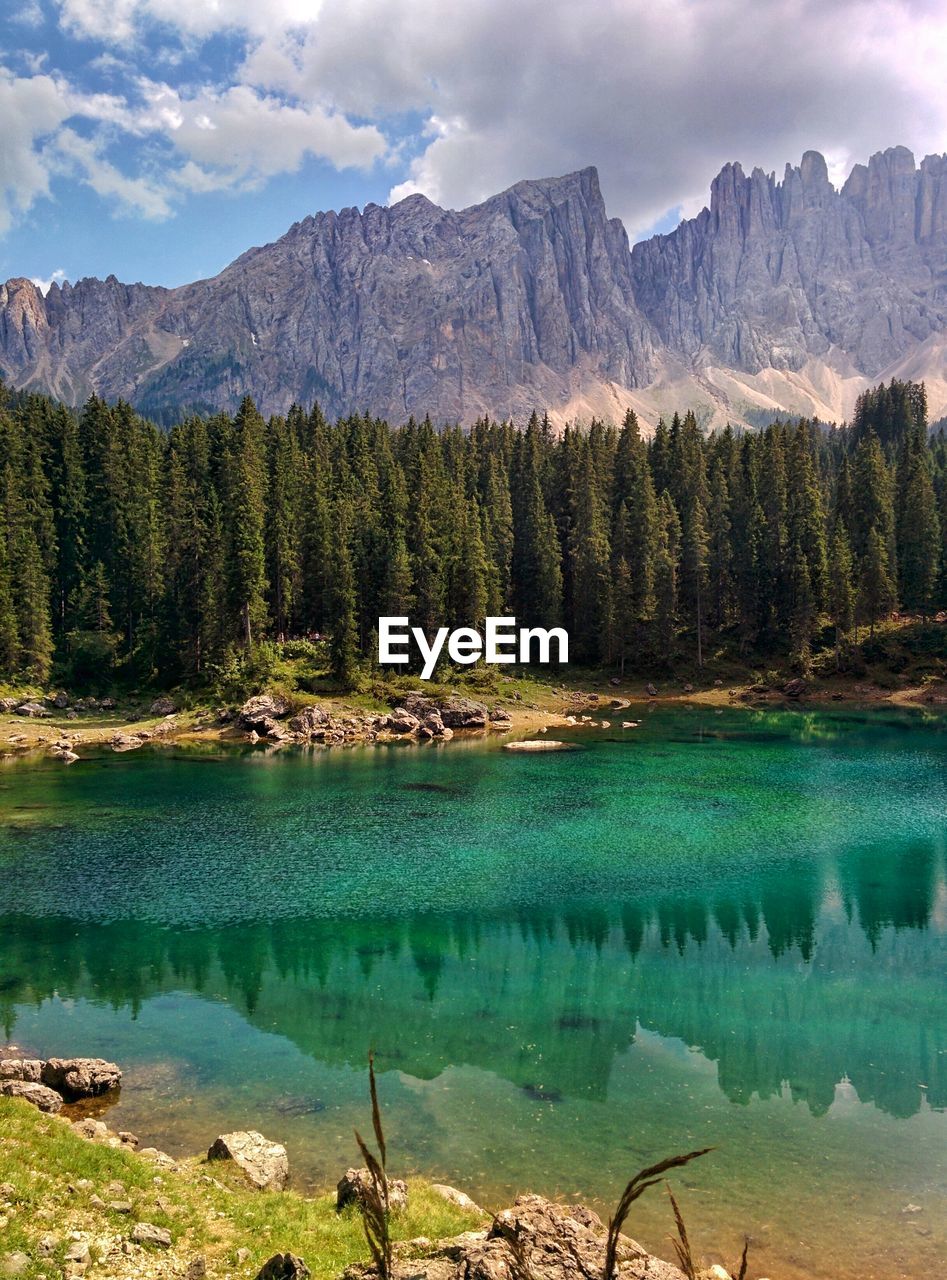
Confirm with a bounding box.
[54,126,174,218]
[3,0,947,248]
[236,0,947,235]
[30,267,67,293]
[0,69,73,234]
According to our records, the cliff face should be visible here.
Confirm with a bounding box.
[0,167,654,424]
[2,147,947,426]
[630,147,947,379]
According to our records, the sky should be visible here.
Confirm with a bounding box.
[1,0,946,291]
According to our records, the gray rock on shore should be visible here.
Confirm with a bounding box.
[0,1080,63,1113]
[337,1167,409,1213]
[207,1131,289,1191]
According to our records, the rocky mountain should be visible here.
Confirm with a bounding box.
[2,147,947,428]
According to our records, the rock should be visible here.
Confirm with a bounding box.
[1,1253,29,1277]
[388,708,421,734]
[0,1080,63,1113]
[645,684,658,697]
[42,1057,121,1098]
[50,691,70,709]
[37,1234,58,1256]
[683,683,694,693]
[430,1185,484,1216]
[131,1223,172,1249]
[256,1254,311,1280]
[0,1059,44,1084]
[336,1168,409,1213]
[503,740,579,752]
[488,707,512,725]
[108,1201,133,1214]
[111,734,142,752]
[254,1254,310,1274]
[238,694,292,732]
[149,697,177,715]
[783,678,807,698]
[185,1259,207,1280]
[288,705,330,737]
[345,1195,684,1280]
[401,694,490,730]
[14,702,48,718]
[72,1119,110,1141]
[207,1131,289,1192]
[0,697,19,713]
[89,1195,106,1210]
[64,1241,91,1265]
[237,1248,251,1265]
[0,1184,15,1200]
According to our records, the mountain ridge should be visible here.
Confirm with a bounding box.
[2,147,946,428]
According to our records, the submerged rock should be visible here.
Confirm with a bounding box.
[337,1167,408,1213]
[207,1131,289,1191]
[503,740,578,752]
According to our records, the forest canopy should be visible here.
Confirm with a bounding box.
[0,378,944,692]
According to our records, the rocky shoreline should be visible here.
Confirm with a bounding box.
[1,1049,763,1280]
[2,673,945,763]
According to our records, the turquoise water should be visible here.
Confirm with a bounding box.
[1,707,945,1279]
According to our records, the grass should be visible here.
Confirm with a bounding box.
[0,1098,482,1280]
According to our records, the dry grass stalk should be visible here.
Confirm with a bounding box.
[354,1051,392,1280]
[602,1147,712,1280]
[666,1185,696,1280]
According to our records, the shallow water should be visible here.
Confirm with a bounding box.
[1,706,945,1279]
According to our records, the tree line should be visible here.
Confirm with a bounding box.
[0,377,944,690]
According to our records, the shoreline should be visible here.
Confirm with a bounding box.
[1,675,946,760]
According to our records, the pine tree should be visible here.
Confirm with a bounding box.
[827,522,855,668]
[896,426,940,617]
[856,527,896,638]
[327,499,359,688]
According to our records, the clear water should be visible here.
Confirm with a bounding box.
[0,707,945,1280]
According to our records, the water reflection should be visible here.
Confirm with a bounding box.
[3,836,944,1121]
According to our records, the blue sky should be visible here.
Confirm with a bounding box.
[1,0,945,290]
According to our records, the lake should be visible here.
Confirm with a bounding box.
[1,705,945,1280]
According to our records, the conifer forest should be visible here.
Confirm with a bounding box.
[0,377,944,691]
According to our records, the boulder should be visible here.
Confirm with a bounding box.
[0,1080,63,1113]
[0,1059,43,1084]
[430,1184,483,1216]
[99,698,116,710]
[0,698,18,713]
[43,1056,120,1097]
[336,1167,408,1213]
[14,702,48,718]
[131,1223,172,1249]
[239,694,292,731]
[256,1255,311,1280]
[1,1252,30,1277]
[50,691,70,709]
[207,1131,289,1191]
[401,693,489,729]
[111,734,142,752]
[288,705,331,737]
[344,1195,684,1280]
[150,697,177,716]
[488,707,512,725]
[783,678,807,698]
[388,708,421,734]
[645,684,658,698]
